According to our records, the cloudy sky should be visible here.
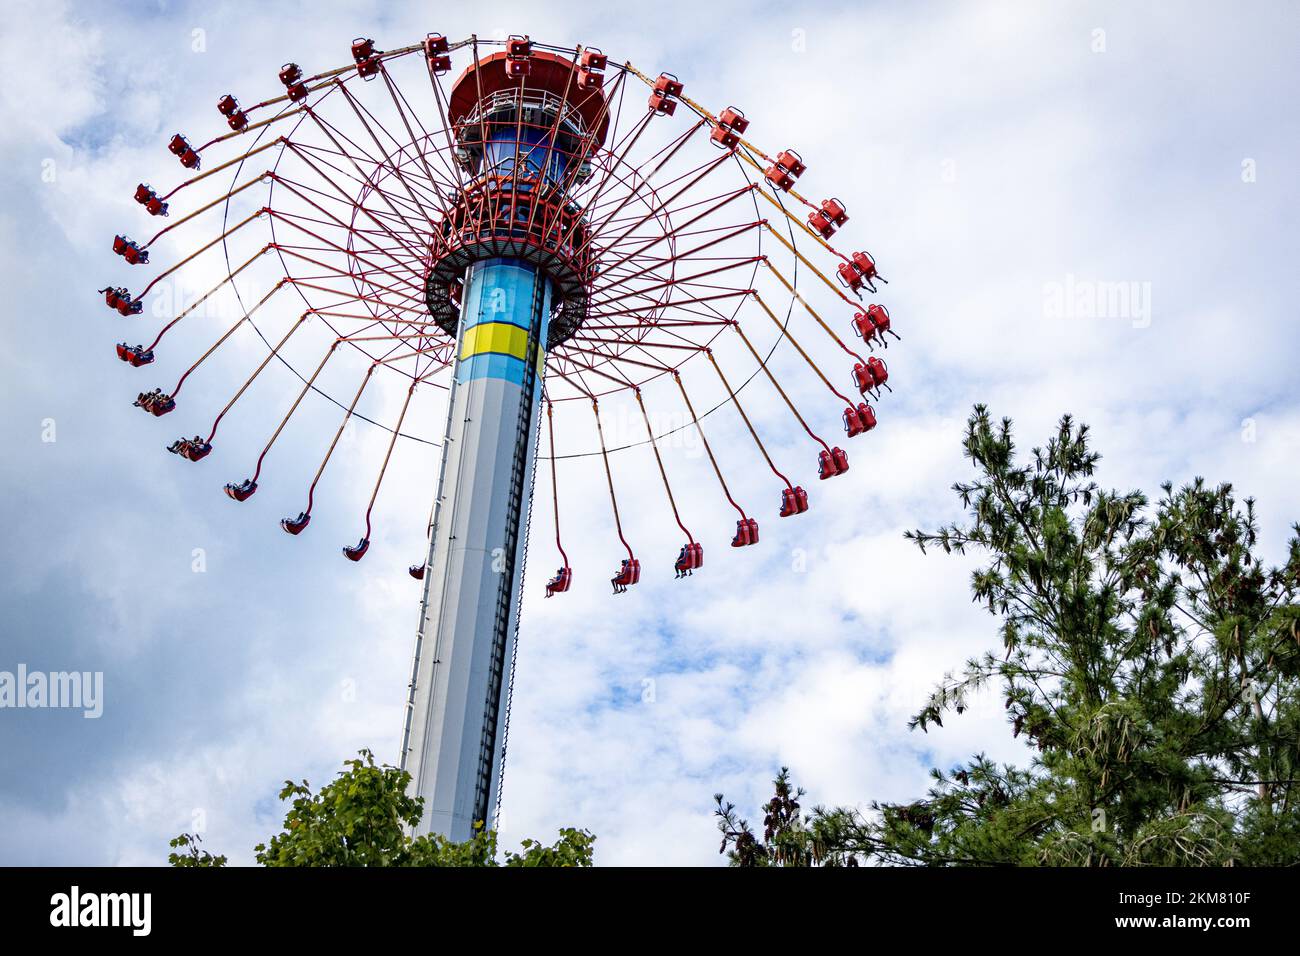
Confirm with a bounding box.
[1,0,1297,865]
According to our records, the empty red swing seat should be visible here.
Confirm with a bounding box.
[343,537,370,561]
[224,479,257,502]
[822,198,849,226]
[779,485,810,517]
[774,149,806,177]
[578,50,606,90]
[353,38,381,81]
[408,563,426,580]
[765,148,807,192]
[546,566,572,597]
[649,73,683,115]
[717,106,750,134]
[423,34,450,74]
[281,512,310,535]
[711,105,749,149]
[506,35,532,76]
[280,63,308,101]
[731,517,760,547]
[134,182,153,204]
[116,343,154,367]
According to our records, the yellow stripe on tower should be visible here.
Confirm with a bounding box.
[459,321,531,363]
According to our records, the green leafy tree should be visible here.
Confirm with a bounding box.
[718,405,1300,866]
[171,750,594,867]
[167,832,227,867]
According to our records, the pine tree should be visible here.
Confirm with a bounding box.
[717,405,1300,866]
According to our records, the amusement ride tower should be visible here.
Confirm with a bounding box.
[101,33,901,840]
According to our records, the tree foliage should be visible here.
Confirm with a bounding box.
[718,405,1300,866]
[171,750,594,867]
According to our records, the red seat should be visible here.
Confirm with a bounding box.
[101,286,142,315]
[113,235,148,265]
[408,563,426,580]
[822,198,849,226]
[844,402,878,437]
[423,34,450,74]
[765,149,806,192]
[808,209,834,239]
[731,517,760,547]
[133,390,175,416]
[281,512,310,535]
[710,126,740,149]
[280,63,308,101]
[224,479,257,502]
[611,558,641,593]
[852,364,883,398]
[837,260,863,292]
[116,343,154,367]
[774,149,806,177]
[506,35,532,76]
[779,486,809,517]
[343,537,370,561]
[353,39,381,81]
[134,183,154,204]
[168,134,201,170]
[546,566,572,597]
[674,542,704,577]
[168,437,212,462]
[649,73,683,115]
[216,94,248,129]
[818,447,850,479]
[867,356,890,392]
[853,304,899,348]
[578,48,606,90]
[717,106,749,134]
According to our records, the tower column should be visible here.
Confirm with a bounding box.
[402,257,550,839]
